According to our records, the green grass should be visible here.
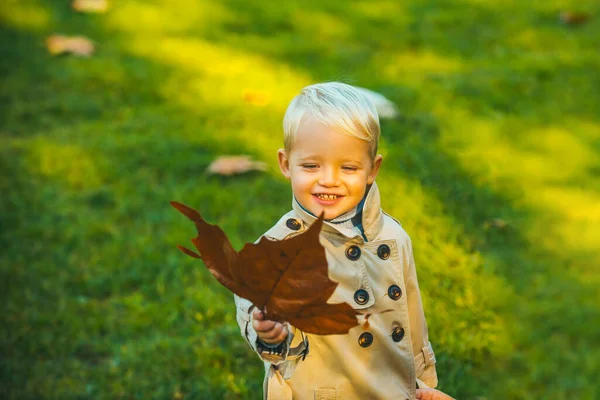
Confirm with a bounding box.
[1,0,599,399]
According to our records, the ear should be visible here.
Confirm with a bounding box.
[277,149,291,179]
[367,155,383,184]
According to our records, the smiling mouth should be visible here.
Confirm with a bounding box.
[314,194,342,201]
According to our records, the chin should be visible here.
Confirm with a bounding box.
[307,207,333,220]
[305,199,348,220]
[323,208,348,221]
[322,211,337,220]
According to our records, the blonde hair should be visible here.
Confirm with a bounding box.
[283,82,380,159]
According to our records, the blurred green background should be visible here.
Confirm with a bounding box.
[1,0,599,399]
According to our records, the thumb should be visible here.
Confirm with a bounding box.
[415,389,433,400]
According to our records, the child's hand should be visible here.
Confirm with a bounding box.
[415,388,455,400]
[252,308,289,344]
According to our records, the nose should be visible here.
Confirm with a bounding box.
[318,166,340,187]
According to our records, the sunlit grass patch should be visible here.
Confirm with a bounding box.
[118,35,312,157]
[290,10,352,40]
[106,0,234,35]
[0,0,51,31]
[350,0,408,20]
[377,49,464,80]
[533,187,600,253]
[124,36,311,105]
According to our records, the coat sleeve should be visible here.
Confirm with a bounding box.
[234,294,295,365]
[403,234,438,388]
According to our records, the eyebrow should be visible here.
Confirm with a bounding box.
[343,160,364,165]
[296,156,364,166]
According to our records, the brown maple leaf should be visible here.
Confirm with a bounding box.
[171,201,359,335]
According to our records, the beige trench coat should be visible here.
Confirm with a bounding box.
[235,182,437,400]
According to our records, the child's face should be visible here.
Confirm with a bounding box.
[278,119,382,220]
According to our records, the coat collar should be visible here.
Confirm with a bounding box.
[291,181,384,242]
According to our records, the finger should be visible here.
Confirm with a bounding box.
[261,327,288,344]
[253,318,276,332]
[415,389,444,400]
[273,326,289,343]
[260,323,284,340]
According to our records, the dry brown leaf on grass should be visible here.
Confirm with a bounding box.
[559,11,590,25]
[206,155,267,176]
[170,202,359,335]
[46,35,95,57]
[484,218,509,230]
[72,0,110,13]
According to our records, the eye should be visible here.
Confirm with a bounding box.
[342,165,358,171]
[302,164,318,170]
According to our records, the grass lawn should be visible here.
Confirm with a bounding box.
[1,0,599,399]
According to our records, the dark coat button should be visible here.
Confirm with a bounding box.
[354,289,369,305]
[388,284,402,300]
[391,327,405,342]
[286,218,301,230]
[377,244,391,260]
[358,332,373,347]
[345,245,361,260]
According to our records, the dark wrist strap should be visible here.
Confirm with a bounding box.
[256,338,286,356]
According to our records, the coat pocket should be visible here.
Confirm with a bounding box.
[314,387,337,400]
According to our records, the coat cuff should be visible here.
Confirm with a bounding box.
[254,322,294,364]
[235,295,295,365]
[415,341,438,388]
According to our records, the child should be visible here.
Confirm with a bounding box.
[234,82,451,400]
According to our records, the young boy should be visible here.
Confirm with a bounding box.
[235,82,449,400]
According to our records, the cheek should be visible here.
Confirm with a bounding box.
[290,173,313,193]
[347,174,369,190]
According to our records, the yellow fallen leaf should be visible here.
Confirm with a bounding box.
[46,35,95,57]
[206,155,267,176]
[243,90,271,107]
[172,390,184,400]
[72,0,109,13]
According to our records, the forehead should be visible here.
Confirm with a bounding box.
[291,119,372,160]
